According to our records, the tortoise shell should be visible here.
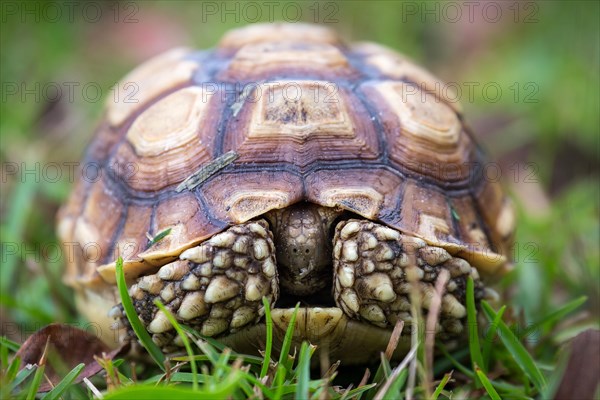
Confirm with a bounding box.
[57,23,514,346]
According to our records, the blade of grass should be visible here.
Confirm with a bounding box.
[41,363,84,400]
[83,377,103,397]
[433,347,469,376]
[272,364,287,400]
[25,364,45,400]
[115,257,165,370]
[194,338,220,366]
[234,374,255,399]
[406,294,421,399]
[540,347,570,399]
[520,296,587,339]
[144,372,208,384]
[425,269,450,394]
[173,354,263,366]
[269,379,329,397]
[466,277,485,376]
[181,325,228,352]
[213,348,232,381]
[260,297,273,379]
[0,340,7,368]
[103,377,243,400]
[295,342,312,400]
[1,178,36,295]
[6,364,36,394]
[475,367,501,400]
[277,303,300,371]
[342,383,377,400]
[374,344,417,400]
[384,369,408,400]
[379,353,393,378]
[438,344,475,378]
[233,369,274,399]
[431,372,452,400]
[482,305,506,371]
[439,340,530,395]
[99,355,119,389]
[154,300,198,391]
[481,301,547,393]
[1,355,21,398]
[146,228,172,249]
[366,356,392,400]
[4,355,21,383]
[0,336,20,352]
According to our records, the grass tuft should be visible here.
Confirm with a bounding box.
[466,277,485,378]
[260,296,274,379]
[26,364,46,400]
[476,367,502,400]
[431,371,452,400]
[40,363,84,400]
[115,257,166,370]
[481,301,547,393]
[295,342,313,399]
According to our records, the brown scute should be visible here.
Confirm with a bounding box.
[97,192,228,284]
[353,42,463,113]
[223,80,380,169]
[218,23,343,51]
[109,204,153,266]
[200,170,304,224]
[305,167,404,220]
[59,23,514,313]
[361,81,474,184]
[85,122,123,164]
[140,192,228,263]
[111,86,223,192]
[64,177,123,285]
[218,41,357,82]
[396,180,462,251]
[474,179,516,263]
[106,47,197,127]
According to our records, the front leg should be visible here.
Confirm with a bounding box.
[111,219,279,352]
[332,219,484,337]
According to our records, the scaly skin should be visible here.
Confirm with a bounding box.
[332,219,485,338]
[112,204,487,351]
[111,219,279,352]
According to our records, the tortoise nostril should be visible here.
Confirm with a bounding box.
[293,248,298,253]
[305,249,310,254]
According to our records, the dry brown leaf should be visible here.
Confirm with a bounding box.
[554,329,600,400]
[14,323,128,393]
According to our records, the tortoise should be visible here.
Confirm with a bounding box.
[57,23,515,364]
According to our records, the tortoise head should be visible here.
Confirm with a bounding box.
[267,203,341,296]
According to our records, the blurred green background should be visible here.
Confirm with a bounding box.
[1,0,598,363]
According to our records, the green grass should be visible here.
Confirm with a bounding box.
[116,258,166,370]
[1,265,593,398]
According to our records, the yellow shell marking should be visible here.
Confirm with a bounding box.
[126,87,211,157]
[248,81,354,141]
[374,81,461,148]
[107,48,197,126]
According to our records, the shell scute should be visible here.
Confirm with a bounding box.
[106,48,198,127]
[223,80,380,169]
